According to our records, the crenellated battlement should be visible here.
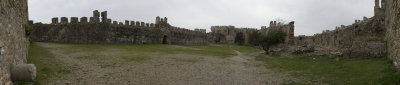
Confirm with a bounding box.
[209,25,257,44]
[30,10,207,45]
[374,0,386,17]
[37,10,171,29]
[155,16,170,27]
[293,15,386,58]
[194,29,207,33]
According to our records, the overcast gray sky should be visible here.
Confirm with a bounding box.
[28,0,374,36]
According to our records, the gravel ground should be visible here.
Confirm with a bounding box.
[36,42,295,85]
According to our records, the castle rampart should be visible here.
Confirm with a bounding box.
[292,14,386,58]
[260,21,295,45]
[208,0,387,59]
[208,26,257,44]
[30,10,207,45]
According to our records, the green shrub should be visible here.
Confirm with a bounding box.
[256,54,400,85]
[259,29,286,54]
[234,32,245,45]
[248,31,262,46]
[25,24,33,37]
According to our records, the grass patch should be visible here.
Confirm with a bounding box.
[256,54,400,85]
[57,68,72,74]
[25,42,262,84]
[76,55,96,60]
[25,43,71,84]
[183,44,236,58]
[124,56,150,62]
[57,43,237,58]
[173,57,203,63]
[231,45,261,54]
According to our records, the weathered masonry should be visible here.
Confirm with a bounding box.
[384,0,400,70]
[207,21,298,57]
[208,21,295,45]
[0,0,33,84]
[30,10,207,45]
[208,0,400,70]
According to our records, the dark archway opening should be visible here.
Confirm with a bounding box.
[162,35,168,44]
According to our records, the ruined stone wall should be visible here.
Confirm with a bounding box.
[292,0,387,58]
[294,0,400,70]
[0,0,29,84]
[208,26,257,44]
[31,10,207,45]
[384,0,400,70]
[209,26,236,44]
[294,16,386,58]
[208,21,294,45]
[260,21,295,45]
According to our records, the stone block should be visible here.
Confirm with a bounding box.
[156,16,160,24]
[101,11,107,22]
[70,17,79,23]
[150,23,154,27]
[107,19,112,24]
[91,10,100,23]
[164,17,168,23]
[93,10,100,18]
[141,22,145,27]
[80,17,88,23]
[51,17,58,24]
[136,22,140,27]
[270,21,273,27]
[125,20,130,26]
[113,21,118,25]
[11,64,36,82]
[60,17,68,24]
[131,21,135,26]
[89,17,94,23]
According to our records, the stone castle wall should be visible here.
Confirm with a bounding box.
[208,1,387,59]
[206,0,400,71]
[208,21,294,45]
[208,26,257,44]
[30,10,207,45]
[260,21,295,45]
[0,0,30,84]
[384,0,400,70]
[294,15,386,58]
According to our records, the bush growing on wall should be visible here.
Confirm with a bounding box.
[234,32,244,45]
[25,24,33,37]
[248,31,262,46]
[260,29,287,54]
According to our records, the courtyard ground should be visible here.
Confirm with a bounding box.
[24,42,400,85]
[27,42,299,85]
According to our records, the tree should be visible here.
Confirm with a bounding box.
[248,31,262,46]
[260,29,287,54]
[214,33,224,43]
[234,32,245,45]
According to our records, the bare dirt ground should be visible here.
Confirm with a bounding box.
[36,42,296,85]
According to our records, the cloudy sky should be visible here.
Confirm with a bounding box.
[28,0,375,36]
